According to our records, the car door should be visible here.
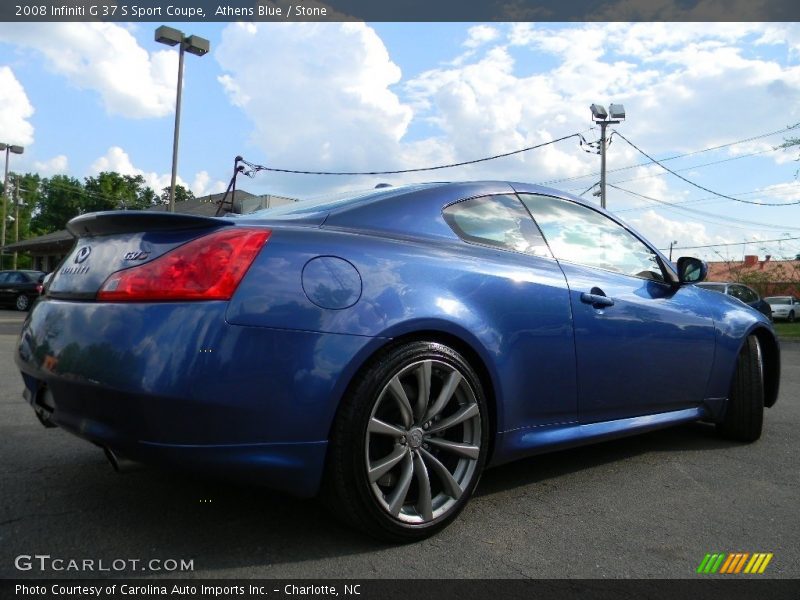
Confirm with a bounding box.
[441,194,578,429]
[519,193,716,423]
[3,272,27,301]
[0,272,11,304]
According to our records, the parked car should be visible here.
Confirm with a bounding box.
[15,182,780,541]
[696,282,773,321]
[0,269,46,311]
[764,296,799,322]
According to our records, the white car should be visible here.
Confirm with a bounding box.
[764,296,799,322]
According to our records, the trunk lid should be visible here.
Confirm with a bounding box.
[49,212,230,299]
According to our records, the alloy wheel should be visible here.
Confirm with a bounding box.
[15,295,29,311]
[365,359,481,524]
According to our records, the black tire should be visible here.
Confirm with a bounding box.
[789,311,795,323]
[15,294,30,312]
[717,335,764,443]
[323,341,489,542]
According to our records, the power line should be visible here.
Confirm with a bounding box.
[608,184,800,232]
[592,147,779,190]
[562,148,773,194]
[538,122,800,187]
[239,133,588,177]
[613,131,800,206]
[661,235,800,251]
[615,183,800,214]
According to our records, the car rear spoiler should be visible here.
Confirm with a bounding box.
[67,211,230,237]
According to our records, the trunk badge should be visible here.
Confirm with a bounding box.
[74,246,92,263]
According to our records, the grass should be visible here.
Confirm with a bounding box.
[773,321,800,339]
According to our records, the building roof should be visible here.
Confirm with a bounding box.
[2,228,74,253]
[146,190,258,216]
[706,255,800,282]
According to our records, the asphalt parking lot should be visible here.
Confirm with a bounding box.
[1,308,798,579]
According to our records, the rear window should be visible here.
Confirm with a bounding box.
[443,194,551,257]
[244,184,436,219]
[766,297,790,304]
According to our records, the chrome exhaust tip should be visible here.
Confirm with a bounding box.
[103,447,144,473]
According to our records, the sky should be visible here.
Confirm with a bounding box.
[1,21,799,261]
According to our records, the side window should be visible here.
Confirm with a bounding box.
[0,273,8,284]
[519,193,665,281]
[7,273,25,284]
[730,285,757,304]
[443,194,552,258]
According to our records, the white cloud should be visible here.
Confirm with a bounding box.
[34,155,68,175]
[401,22,800,190]
[215,22,412,193]
[629,209,715,252]
[207,21,800,201]
[758,182,800,202]
[464,25,500,48]
[0,23,177,118]
[0,66,34,145]
[191,171,227,197]
[90,146,226,197]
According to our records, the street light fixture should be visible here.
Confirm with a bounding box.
[589,103,625,210]
[155,25,210,213]
[1,143,24,270]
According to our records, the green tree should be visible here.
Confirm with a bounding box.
[31,175,87,234]
[1,172,39,245]
[160,184,195,205]
[84,172,158,211]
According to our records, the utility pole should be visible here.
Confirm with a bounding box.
[669,240,678,261]
[13,176,20,269]
[590,104,625,210]
[0,143,24,270]
[599,121,608,210]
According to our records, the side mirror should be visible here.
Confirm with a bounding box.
[677,257,708,284]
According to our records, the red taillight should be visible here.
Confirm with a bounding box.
[97,227,270,302]
[36,284,44,295]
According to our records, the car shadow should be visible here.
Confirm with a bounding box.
[3,421,739,578]
[477,421,736,497]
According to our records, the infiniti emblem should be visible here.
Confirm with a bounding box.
[74,246,92,264]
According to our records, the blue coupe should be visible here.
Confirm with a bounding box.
[15,181,780,541]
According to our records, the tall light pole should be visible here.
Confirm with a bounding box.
[590,104,625,210]
[1,143,24,270]
[155,26,210,213]
[669,240,678,261]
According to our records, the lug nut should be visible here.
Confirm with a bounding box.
[400,436,406,445]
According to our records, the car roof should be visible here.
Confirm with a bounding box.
[249,179,642,228]
[237,180,677,276]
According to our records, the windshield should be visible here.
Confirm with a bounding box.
[697,283,726,293]
[765,297,790,304]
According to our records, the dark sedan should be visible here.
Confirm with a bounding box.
[15,182,780,541]
[0,270,45,311]
[696,282,773,321]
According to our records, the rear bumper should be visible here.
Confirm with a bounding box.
[15,299,378,496]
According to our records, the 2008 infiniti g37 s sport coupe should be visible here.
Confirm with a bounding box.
[16,181,780,541]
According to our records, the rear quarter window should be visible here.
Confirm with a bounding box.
[443,194,552,258]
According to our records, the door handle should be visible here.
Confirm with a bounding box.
[580,291,615,308]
